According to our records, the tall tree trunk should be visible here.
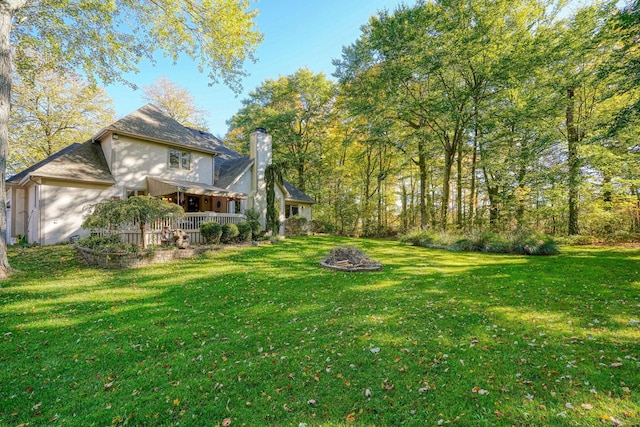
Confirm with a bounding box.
[428,165,437,229]
[634,188,640,232]
[417,138,428,229]
[456,136,463,230]
[441,148,455,230]
[566,88,580,235]
[296,162,305,193]
[401,181,408,232]
[0,3,22,279]
[515,139,528,227]
[469,120,478,232]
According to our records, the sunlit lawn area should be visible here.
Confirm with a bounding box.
[1,236,639,426]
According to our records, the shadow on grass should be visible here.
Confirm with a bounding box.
[1,238,638,426]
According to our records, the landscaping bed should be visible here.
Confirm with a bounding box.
[74,245,207,269]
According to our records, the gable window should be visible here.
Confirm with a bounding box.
[169,149,191,170]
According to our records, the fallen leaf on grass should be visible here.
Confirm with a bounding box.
[346,412,356,423]
[581,403,593,410]
[222,417,232,426]
[472,386,489,395]
[600,415,623,426]
[610,362,623,368]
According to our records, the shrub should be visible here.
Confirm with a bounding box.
[244,207,260,222]
[285,216,308,236]
[399,229,559,255]
[453,231,508,253]
[76,235,140,254]
[399,229,437,247]
[308,219,337,234]
[200,221,222,245]
[509,231,559,255]
[248,220,262,238]
[221,223,239,243]
[236,222,253,242]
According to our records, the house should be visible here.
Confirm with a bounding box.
[6,104,315,245]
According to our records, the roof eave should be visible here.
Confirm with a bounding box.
[30,173,115,186]
[94,128,219,156]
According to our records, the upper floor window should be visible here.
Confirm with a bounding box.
[169,149,191,170]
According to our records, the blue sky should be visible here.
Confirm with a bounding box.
[104,0,410,137]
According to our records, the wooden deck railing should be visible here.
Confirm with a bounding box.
[98,212,247,246]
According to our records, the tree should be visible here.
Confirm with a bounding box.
[549,2,617,235]
[264,163,283,235]
[336,0,558,230]
[142,76,210,131]
[603,0,640,134]
[83,196,185,249]
[0,0,262,278]
[228,68,336,192]
[9,64,115,175]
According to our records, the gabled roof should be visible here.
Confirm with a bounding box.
[7,140,115,186]
[7,104,315,204]
[215,156,254,189]
[95,104,222,155]
[282,180,316,204]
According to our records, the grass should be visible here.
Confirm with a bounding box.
[0,236,639,426]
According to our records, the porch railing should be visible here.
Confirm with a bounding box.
[98,212,247,246]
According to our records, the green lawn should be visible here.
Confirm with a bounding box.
[1,236,639,426]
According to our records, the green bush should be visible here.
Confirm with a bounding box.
[308,219,337,234]
[509,231,559,255]
[221,223,239,243]
[285,216,308,236]
[453,231,508,253]
[399,229,437,247]
[236,222,253,242]
[200,221,222,245]
[399,229,559,256]
[248,220,262,237]
[244,207,261,222]
[76,235,140,254]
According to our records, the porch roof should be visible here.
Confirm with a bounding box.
[147,177,247,199]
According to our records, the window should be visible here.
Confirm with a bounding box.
[169,149,191,170]
[126,189,147,199]
[286,204,299,218]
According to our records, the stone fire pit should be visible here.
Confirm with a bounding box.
[320,245,383,272]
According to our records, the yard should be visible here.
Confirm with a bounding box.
[0,236,638,426]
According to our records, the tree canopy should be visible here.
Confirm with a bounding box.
[9,64,116,175]
[142,76,210,131]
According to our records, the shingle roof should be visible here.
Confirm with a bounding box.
[7,104,315,204]
[215,156,254,189]
[282,180,316,204]
[7,140,115,185]
[102,104,222,154]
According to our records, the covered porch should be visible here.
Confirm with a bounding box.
[147,177,247,214]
